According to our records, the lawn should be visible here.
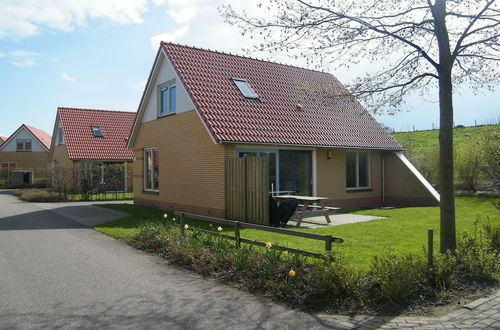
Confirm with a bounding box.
[95,197,499,270]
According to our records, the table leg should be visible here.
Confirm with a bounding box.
[295,201,309,228]
[321,200,331,223]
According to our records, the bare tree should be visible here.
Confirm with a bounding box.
[221,0,499,252]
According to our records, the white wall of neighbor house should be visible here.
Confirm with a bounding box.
[141,52,196,123]
[0,128,47,152]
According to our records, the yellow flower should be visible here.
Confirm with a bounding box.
[183,224,189,230]
[209,224,213,228]
[265,241,272,249]
[289,269,296,277]
[163,213,168,218]
[283,250,289,256]
[172,218,176,222]
[217,226,223,232]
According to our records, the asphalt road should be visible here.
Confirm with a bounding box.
[0,191,341,329]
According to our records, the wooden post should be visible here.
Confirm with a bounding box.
[325,236,332,254]
[243,155,248,223]
[235,221,241,249]
[180,212,185,236]
[428,229,434,268]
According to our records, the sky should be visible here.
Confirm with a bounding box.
[0,0,498,138]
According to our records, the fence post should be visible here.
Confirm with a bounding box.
[235,221,241,249]
[180,212,185,236]
[325,236,332,254]
[243,156,248,223]
[428,229,434,268]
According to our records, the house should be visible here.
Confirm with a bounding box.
[49,107,136,192]
[127,42,439,221]
[0,136,7,146]
[0,124,51,184]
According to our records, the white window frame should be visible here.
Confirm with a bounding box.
[158,80,176,117]
[16,139,32,152]
[144,147,159,192]
[346,151,371,191]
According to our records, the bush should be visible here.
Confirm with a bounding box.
[15,189,65,202]
[455,146,481,191]
[370,251,428,304]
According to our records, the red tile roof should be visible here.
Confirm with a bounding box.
[0,136,7,143]
[25,125,52,150]
[58,107,135,160]
[162,42,402,150]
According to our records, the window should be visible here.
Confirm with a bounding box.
[232,78,259,99]
[57,124,64,144]
[144,148,159,191]
[346,151,370,190]
[91,125,103,138]
[1,162,16,168]
[159,81,176,116]
[16,139,32,151]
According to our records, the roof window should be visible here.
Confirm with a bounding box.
[232,78,259,99]
[91,125,104,138]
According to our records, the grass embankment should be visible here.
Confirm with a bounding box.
[95,197,499,270]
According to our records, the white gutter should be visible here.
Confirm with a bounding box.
[394,151,440,203]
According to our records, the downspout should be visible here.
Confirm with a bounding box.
[381,154,385,206]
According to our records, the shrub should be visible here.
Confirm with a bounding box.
[455,146,481,191]
[370,251,428,304]
[15,189,65,202]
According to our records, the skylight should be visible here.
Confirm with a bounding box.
[91,125,103,137]
[232,78,259,99]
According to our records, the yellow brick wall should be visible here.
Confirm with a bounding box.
[133,110,228,217]
[49,144,75,169]
[0,151,50,177]
[384,152,438,206]
[316,149,382,208]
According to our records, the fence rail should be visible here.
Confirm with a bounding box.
[174,211,344,259]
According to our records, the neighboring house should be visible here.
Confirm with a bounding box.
[49,107,136,192]
[0,124,51,184]
[128,42,439,220]
[0,136,7,146]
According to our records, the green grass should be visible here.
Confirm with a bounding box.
[95,197,499,270]
[392,124,499,157]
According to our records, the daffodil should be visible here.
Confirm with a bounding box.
[183,224,189,230]
[172,217,176,222]
[209,224,213,228]
[283,250,289,256]
[163,213,168,218]
[289,269,296,277]
[265,241,272,249]
[217,226,223,232]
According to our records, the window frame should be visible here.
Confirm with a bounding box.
[91,125,104,138]
[231,78,259,99]
[158,79,177,117]
[143,147,159,192]
[16,139,32,152]
[345,151,371,191]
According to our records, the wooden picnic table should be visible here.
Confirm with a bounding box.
[274,195,340,227]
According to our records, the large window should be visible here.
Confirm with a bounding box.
[144,148,159,191]
[346,151,370,190]
[16,139,32,151]
[159,80,176,116]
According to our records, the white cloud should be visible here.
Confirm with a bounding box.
[0,0,148,39]
[9,50,41,57]
[61,72,77,82]
[164,0,208,24]
[9,59,36,67]
[150,26,189,50]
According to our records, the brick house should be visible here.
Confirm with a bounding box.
[127,42,439,219]
[49,107,135,192]
[0,124,51,183]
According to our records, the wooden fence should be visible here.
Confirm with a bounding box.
[174,211,344,259]
[225,155,269,225]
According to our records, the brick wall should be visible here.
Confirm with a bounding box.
[0,151,49,178]
[133,110,228,217]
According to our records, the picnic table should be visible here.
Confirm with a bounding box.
[274,195,340,227]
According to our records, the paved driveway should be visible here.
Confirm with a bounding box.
[0,190,498,329]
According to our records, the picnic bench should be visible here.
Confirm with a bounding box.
[274,195,340,227]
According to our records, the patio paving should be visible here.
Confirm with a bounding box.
[287,213,385,228]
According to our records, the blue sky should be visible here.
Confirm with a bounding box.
[0,0,498,138]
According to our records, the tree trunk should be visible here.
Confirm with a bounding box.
[433,0,457,252]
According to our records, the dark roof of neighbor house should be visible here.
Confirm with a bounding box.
[160,42,402,150]
[0,124,51,151]
[58,107,135,160]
